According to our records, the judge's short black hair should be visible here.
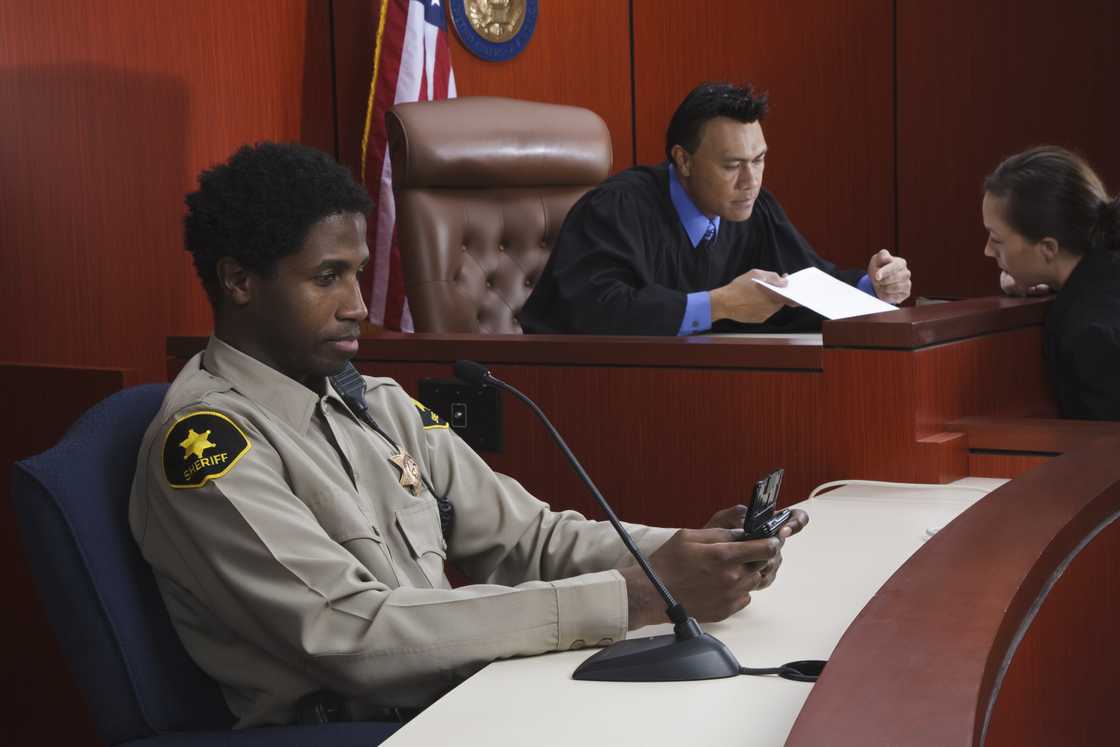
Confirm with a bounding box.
[664,82,769,161]
[184,141,372,309]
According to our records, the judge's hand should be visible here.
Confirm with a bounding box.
[868,249,912,304]
[999,270,1052,297]
[709,269,791,324]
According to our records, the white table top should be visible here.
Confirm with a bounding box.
[385,478,1004,746]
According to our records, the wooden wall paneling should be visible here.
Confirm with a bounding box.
[822,346,935,483]
[1,364,135,746]
[631,0,895,275]
[911,327,1055,435]
[823,327,1053,484]
[332,0,634,174]
[446,0,634,173]
[896,0,1120,299]
[357,360,828,528]
[0,0,336,384]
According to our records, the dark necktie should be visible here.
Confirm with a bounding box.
[699,221,717,249]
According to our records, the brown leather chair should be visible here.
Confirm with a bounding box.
[387,96,612,333]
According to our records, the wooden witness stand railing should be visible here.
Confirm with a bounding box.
[168,296,1119,744]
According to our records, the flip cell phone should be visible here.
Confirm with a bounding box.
[743,468,792,540]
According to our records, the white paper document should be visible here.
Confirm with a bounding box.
[752,266,898,320]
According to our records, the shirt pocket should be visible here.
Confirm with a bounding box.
[395,500,448,589]
[304,488,399,587]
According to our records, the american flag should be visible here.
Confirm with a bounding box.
[361,0,457,331]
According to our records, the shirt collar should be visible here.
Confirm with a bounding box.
[202,335,349,433]
[668,163,720,248]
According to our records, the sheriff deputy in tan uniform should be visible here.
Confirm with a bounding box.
[130,142,807,729]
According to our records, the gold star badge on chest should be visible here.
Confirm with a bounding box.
[388,446,423,496]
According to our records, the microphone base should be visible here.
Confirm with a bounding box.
[572,631,740,682]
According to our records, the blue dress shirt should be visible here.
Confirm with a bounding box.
[669,165,719,335]
[668,165,875,335]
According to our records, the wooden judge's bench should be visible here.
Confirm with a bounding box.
[166,296,1120,746]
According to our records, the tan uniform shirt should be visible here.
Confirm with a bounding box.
[130,337,673,727]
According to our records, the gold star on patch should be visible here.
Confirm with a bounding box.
[388,447,423,496]
[179,428,215,460]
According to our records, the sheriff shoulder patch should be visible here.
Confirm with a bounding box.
[162,411,251,489]
[411,398,448,430]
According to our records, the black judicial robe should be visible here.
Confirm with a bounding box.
[520,162,865,335]
[1044,249,1120,420]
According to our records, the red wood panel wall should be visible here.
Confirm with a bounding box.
[332,0,634,176]
[5,1,1115,380]
[631,0,895,277]
[0,0,335,384]
[897,0,1120,299]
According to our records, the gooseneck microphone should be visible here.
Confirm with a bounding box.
[453,359,741,682]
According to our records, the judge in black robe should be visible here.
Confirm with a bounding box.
[1044,248,1120,420]
[520,82,910,337]
[521,162,870,335]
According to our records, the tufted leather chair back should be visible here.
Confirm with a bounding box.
[387,96,612,333]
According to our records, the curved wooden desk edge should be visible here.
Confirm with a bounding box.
[823,296,1052,349]
[787,436,1120,746]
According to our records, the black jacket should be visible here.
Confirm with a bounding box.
[1045,249,1120,420]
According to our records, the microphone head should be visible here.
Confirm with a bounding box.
[453,359,491,386]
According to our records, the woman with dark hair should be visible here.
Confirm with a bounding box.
[983,145,1120,419]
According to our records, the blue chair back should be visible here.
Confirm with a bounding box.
[11,384,401,746]
[10,384,235,744]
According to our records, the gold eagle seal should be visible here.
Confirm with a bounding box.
[465,0,526,43]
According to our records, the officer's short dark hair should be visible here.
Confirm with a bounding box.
[184,142,373,309]
[664,82,769,161]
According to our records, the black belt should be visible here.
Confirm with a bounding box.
[294,691,424,725]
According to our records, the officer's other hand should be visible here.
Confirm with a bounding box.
[776,508,809,540]
[702,504,808,535]
[710,269,791,323]
[621,527,781,630]
[999,270,1052,297]
[702,504,748,529]
[868,249,912,304]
